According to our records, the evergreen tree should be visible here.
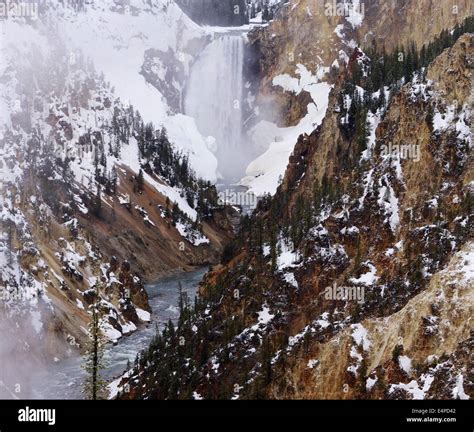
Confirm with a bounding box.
[136,169,145,193]
[82,282,107,400]
[111,166,118,195]
[377,87,386,109]
[171,203,180,225]
[91,185,102,217]
[270,227,278,272]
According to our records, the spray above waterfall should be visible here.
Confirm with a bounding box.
[185,34,248,183]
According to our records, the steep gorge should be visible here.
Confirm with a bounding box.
[116,3,473,400]
[0,0,472,402]
[0,1,237,394]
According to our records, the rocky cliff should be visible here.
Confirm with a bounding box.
[177,0,249,26]
[116,7,473,400]
[247,0,473,127]
[0,1,235,386]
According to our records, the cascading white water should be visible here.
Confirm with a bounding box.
[185,35,246,183]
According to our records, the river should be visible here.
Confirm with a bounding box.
[31,267,207,399]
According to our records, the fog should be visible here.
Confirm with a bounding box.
[185,33,252,185]
[0,310,46,399]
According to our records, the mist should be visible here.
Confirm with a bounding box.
[0,309,47,399]
[184,32,252,185]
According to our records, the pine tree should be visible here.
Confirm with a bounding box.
[111,166,118,194]
[136,169,145,193]
[356,110,370,155]
[270,227,278,272]
[171,203,180,225]
[82,282,108,400]
[378,87,386,109]
[93,144,100,181]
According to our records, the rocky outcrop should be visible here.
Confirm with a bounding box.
[359,0,473,51]
[141,49,186,113]
[177,0,249,26]
[0,35,236,367]
[248,0,473,127]
[272,241,474,399]
[117,30,473,401]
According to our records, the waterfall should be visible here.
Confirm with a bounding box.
[185,35,245,183]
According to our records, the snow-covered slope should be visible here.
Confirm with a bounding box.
[239,0,360,196]
[116,28,473,401]
[241,64,332,195]
[0,1,234,375]
[2,0,219,182]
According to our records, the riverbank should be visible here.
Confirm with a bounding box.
[30,268,208,400]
